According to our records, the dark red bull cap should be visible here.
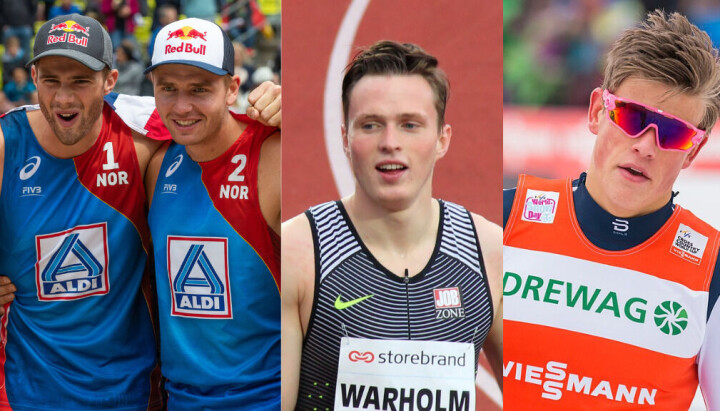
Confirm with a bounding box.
[28,14,112,71]
[145,18,234,76]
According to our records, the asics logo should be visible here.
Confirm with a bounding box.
[348,351,374,363]
[20,156,41,180]
[165,154,183,177]
[334,294,373,310]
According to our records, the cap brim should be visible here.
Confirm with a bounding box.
[27,49,107,71]
[144,60,228,75]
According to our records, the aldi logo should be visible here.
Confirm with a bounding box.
[168,236,231,318]
[35,223,110,300]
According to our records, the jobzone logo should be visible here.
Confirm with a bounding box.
[35,223,110,300]
[433,287,465,319]
[168,236,232,318]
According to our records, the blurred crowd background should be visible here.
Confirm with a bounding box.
[0,0,281,113]
[504,0,720,106]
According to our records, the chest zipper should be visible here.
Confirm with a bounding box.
[404,268,411,339]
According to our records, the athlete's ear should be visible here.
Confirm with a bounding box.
[30,64,38,87]
[225,74,241,106]
[342,123,350,160]
[103,69,119,95]
[683,135,709,169]
[435,123,452,160]
[588,87,603,135]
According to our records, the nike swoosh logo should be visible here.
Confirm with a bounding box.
[334,294,373,310]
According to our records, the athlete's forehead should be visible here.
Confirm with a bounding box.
[35,56,100,78]
[346,74,438,124]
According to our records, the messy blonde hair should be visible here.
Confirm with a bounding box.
[603,10,720,132]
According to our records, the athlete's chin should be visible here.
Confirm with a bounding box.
[53,126,86,146]
[169,131,204,147]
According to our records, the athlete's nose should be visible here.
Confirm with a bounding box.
[631,127,658,159]
[378,125,401,152]
[54,85,75,105]
[173,93,193,115]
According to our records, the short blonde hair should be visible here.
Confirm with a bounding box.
[603,10,720,132]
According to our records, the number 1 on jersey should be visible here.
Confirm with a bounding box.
[102,142,120,170]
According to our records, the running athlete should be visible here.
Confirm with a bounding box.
[143,18,281,409]
[282,41,503,411]
[0,14,163,410]
[504,10,720,409]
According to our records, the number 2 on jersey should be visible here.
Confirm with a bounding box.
[229,155,246,182]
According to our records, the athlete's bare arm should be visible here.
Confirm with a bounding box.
[281,214,315,410]
[0,125,17,314]
[473,213,503,390]
[258,132,281,234]
[247,81,281,129]
[132,130,166,181]
[144,142,171,208]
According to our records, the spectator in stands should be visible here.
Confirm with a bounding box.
[182,0,221,22]
[2,36,27,86]
[49,0,83,20]
[4,66,36,106]
[114,41,143,95]
[150,0,180,31]
[0,90,14,113]
[101,0,140,48]
[233,42,255,93]
[147,3,178,61]
[37,0,56,21]
[0,0,36,60]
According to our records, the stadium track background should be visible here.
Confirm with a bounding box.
[283,1,503,409]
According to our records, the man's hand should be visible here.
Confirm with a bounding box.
[0,276,17,316]
[247,81,281,129]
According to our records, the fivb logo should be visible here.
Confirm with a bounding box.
[35,223,110,300]
[168,236,232,318]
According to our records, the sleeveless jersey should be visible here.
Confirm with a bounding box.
[296,200,494,410]
[148,113,280,410]
[0,105,158,410]
[504,175,720,409]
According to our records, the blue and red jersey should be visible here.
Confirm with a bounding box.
[0,104,159,410]
[148,112,280,410]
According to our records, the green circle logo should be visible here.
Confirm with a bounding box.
[654,301,688,335]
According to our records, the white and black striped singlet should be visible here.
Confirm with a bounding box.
[296,200,494,410]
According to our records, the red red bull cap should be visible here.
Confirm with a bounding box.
[27,14,112,71]
[145,18,234,75]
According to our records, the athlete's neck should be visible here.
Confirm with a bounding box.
[28,109,103,159]
[185,110,245,162]
[343,194,440,277]
[574,173,674,251]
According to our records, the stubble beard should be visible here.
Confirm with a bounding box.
[39,98,104,146]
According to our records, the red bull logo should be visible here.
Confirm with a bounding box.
[49,20,90,36]
[166,26,207,41]
[47,20,90,47]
